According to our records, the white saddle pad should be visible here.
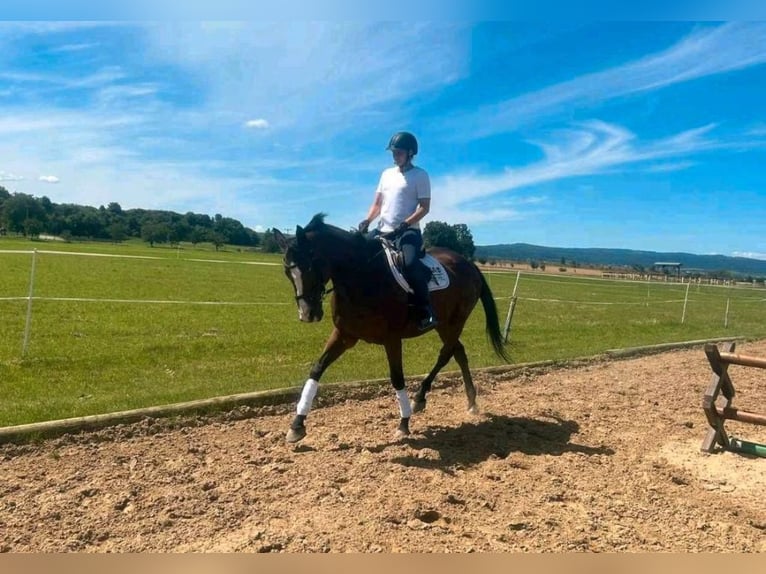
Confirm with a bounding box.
[381,243,450,294]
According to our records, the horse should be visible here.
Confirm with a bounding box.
[274,213,509,443]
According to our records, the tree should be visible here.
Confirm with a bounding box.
[108,222,127,243]
[141,222,170,247]
[261,229,282,253]
[452,223,475,260]
[2,193,46,234]
[209,232,226,252]
[190,226,209,246]
[423,221,475,260]
[23,218,43,239]
[422,221,460,253]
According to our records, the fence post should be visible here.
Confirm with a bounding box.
[681,278,691,324]
[646,275,651,307]
[22,248,38,357]
[724,297,730,329]
[503,271,521,343]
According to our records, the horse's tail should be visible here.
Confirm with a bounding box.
[477,268,510,362]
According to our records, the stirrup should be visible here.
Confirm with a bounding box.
[417,314,438,332]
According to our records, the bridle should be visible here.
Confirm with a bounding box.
[284,259,333,304]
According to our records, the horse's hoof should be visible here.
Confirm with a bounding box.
[467,404,480,415]
[285,426,306,443]
[411,399,427,413]
[395,418,411,440]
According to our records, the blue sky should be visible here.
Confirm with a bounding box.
[1,21,765,257]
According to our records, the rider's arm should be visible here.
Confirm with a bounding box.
[403,198,430,227]
[363,192,383,224]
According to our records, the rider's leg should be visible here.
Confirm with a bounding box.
[399,231,437,331]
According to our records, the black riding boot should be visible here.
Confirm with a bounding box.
[410,267,438,332]
[400,233,437,332]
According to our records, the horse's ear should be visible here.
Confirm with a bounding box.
[296,225,306,243]
[273,229,289,252]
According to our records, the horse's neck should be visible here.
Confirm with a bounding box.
[319,237,385,296]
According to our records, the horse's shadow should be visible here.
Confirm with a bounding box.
[387,413,614,472]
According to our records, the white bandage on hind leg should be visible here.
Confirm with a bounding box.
[296,378,319,416]
[396,388,412,418]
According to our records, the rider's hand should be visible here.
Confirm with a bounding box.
[358,219,370,234]
[394,222,409,235]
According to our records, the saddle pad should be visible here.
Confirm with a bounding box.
[381,244,450,294]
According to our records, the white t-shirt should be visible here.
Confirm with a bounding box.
[374,166,431,232]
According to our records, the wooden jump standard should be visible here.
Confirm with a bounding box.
[701,341,766,455]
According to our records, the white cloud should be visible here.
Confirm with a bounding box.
[244,118,269,129]
[38,175,60,183]
[0,170,24,181]
[732,252,766,261]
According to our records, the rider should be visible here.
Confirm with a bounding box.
[358,131,438,332]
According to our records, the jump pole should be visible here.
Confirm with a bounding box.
[701,341,766,457]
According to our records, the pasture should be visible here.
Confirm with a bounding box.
[2,236,766,428]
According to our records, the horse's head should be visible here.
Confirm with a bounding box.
[274,223,329,323]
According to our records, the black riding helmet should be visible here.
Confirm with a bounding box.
[386,131,418,156]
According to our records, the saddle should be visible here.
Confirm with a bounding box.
[378,236,450,295]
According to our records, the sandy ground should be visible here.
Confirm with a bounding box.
[2,341,766,553]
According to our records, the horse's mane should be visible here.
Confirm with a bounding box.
[304,212,329,233]
[303,212,379,258]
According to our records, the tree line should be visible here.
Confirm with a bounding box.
[0,186,262,250]
[0,186,477,258]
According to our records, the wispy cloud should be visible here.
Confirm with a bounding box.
[49,42,99,53]
[442,22,766,140]
[143,22,470,138]
[38,175,59,183]
[430,120,723,224]
[0,170,24,182]
[646,160,696,173]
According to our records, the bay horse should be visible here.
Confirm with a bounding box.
[274,213,509,443]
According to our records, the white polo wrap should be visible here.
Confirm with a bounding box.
[396,388,412,419]
[296,378,319,416]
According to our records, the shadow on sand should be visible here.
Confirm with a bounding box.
[387,413,614,472]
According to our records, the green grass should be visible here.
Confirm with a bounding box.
[2,236,766,427]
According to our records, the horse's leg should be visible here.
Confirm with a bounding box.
[383,338,411,439]
[452,340,479,414]
[286,327,357,443]
[411,338,457,414]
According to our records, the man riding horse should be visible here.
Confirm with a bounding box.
[358,131,437,332]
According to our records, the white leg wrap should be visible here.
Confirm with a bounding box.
[296,378,319,416]
[396,388,412,419]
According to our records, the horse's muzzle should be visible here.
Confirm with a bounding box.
[298,303,323,322]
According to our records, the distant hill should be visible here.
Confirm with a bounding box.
[474,243,766,277]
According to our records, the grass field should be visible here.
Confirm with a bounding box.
[3,236,766,427]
